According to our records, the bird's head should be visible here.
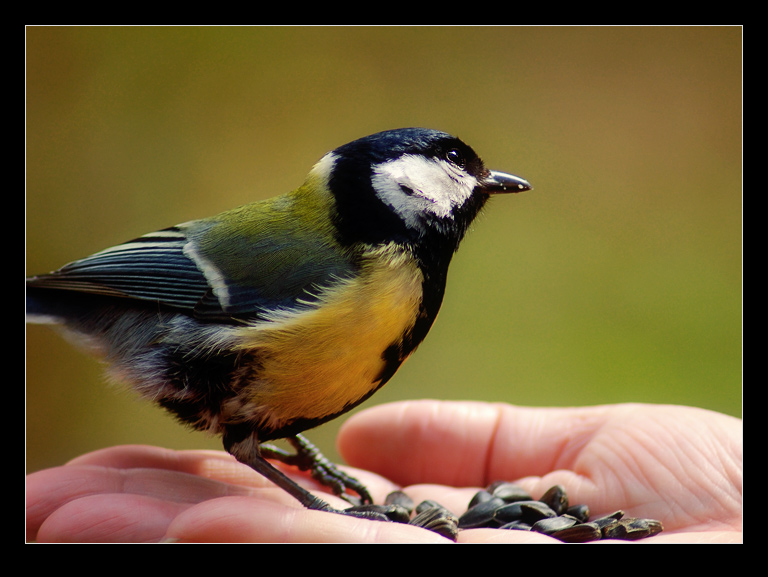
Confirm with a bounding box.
[310,128,531,248]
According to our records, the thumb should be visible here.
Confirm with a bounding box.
[337,400,616,488]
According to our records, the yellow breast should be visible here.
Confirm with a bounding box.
[231,243,424,431]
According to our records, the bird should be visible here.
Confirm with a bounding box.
[26,127,531,520]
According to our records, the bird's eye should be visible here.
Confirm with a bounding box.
[445,148,466,169]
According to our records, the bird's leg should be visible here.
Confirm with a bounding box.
[260,433,374,506]
[236,445,335,512]
[226,432,389,521]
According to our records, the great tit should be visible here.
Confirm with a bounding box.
[26,127,531,520]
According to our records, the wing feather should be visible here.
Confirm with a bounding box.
[27,226,211,311]
[27,204,356,323]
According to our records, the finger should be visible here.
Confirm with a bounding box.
[66,445,261,487]
[339,400,504,487]
[35,493,190,543]
[167,494,565,543]
[66,444,400,501]
[165,496,451,543]
[29,445,404,542]
[25,463,256,541]
[338,400,618,487]
[457,528,558,544]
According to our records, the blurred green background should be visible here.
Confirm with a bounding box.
[26,26,742,474]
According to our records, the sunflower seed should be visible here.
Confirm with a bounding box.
[539,485,569,515]
[551,522,603,543]
[490,482,533,503]
[458,497,507,528]
[494,500,557,524]
[384,490,414,515]
[345,503,411,523]
[565,504,591,523]
[532,515,578,535]
[410,505,459,541]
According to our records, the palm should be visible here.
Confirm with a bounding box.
[340,402,742,542]
[26,402,741,543]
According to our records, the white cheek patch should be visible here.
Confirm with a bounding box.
[371,155,478,229]
[308,152,337,186]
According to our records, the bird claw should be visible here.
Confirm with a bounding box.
[260,433,374,505]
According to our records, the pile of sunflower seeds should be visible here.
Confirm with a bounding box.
[356,482,663,542]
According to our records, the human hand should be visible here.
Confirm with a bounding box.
[26,401,742,543]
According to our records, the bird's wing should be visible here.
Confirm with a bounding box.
[27,206,354,323]
[26,226,209,309]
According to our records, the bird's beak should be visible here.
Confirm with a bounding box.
[481,170,532,194]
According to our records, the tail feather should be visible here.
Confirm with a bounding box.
[26,286,64,324]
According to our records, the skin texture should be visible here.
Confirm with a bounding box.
[26,401,742,543]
